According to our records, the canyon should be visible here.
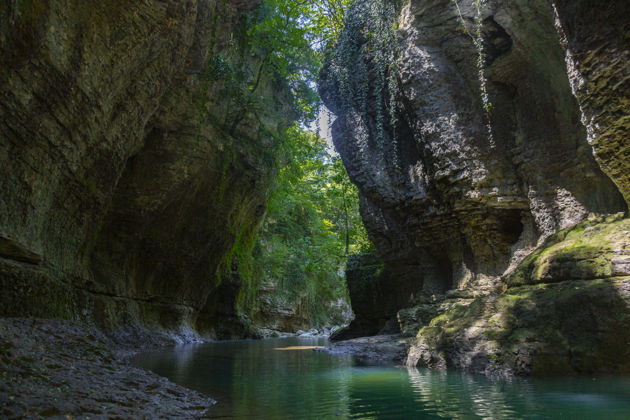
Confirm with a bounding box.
[1,0,299,339]
[1,0,629,417]
[322,0,629,376]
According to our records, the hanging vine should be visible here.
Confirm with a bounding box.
[326,0,403,164]
[451,0,495,146]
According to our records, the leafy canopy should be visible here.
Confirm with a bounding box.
[216,0,375,325]
[254,126,371,324]
[247,0,355,121]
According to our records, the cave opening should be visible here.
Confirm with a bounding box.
[499,209,525,245]
[422,252,455,295]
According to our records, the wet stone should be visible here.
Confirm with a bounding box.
[0,318,215,419]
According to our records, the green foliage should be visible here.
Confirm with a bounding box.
[253,125,371,324]
[203,0,374,128]
[451,0,495,146]
[205,0,376,325]
[468,0,492,114]
[245,0,364,122]
[303,0,355,52]
[242,0,375,123]
[202,0,324,131]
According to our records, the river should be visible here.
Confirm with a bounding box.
[132,336,630,419]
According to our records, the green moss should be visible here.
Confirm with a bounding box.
[413,268,630,375]
[418,299,484,343]
[507,214,627,286]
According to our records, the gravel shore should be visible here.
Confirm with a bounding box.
[0,318,215,419]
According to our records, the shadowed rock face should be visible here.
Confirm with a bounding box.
[551,0,630,207]
[321,0,626,317]
[0,0,293,336]
[321,0,629,374]
[330,253,395,340]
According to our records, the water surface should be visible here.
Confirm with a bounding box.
[133,337,630,419]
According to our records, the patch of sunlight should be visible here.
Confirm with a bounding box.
[273,346,326,351]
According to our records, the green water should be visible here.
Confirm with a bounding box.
[133,337,630,419]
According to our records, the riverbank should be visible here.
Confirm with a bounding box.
[0,318,215,418]
[320,335,409,365]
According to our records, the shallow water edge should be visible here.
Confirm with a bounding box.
[133,336,630,419]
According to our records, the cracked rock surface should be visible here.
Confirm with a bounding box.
[321,0,629,376]
[0,318,215,419]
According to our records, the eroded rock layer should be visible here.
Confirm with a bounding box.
[552,0,630,206]
[322,0,629,374]
[0,0,293,337]
[407,216,630,376]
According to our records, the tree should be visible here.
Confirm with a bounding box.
[251,125,370,325]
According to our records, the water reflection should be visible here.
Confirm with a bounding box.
[405,367,630,420]
[133,338,630,419]
[407,368,519,418]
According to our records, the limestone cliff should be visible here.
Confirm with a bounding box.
[552,0,630,206]
[0,0,294,338]
[322,0,629,374]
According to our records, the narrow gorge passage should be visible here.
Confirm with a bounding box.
[1,0,629,418]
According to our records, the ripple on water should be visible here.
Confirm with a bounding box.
[132,337,630,419]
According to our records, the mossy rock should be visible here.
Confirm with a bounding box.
[507,214,629,286]
[411,277,630,376]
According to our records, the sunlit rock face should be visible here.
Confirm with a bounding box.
[321,0,629,374]
[406,215,630,376]
[551,0,630,207]
[0,0,293,337]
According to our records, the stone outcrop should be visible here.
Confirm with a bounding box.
[0,318,215,418]
[407,215,630,376]
[322,0,629,375]
[250,280,351,336]
[322,334,409,365]
[0,0,293,337]
[552,0,630,206]
[330,254,391,340]
[331,253,424,340]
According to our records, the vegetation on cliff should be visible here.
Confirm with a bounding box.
[323,0,403,153]
[203,0,376,329]
[251,127,370,326]
[319,0,630,377]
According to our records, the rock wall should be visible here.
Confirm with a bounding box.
[322,0,629,374]
[331,253,427,340]
[406,215,630,376]
[0,0,294,338]
[551,0,630,206]
[250,279,352,337]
